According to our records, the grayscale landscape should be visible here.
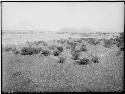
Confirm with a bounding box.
[2,2,124,92]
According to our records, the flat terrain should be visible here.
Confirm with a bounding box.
[2,43,124,92]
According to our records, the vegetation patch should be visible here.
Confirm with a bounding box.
[3,46,16,53]
[53,50,61,56]
[58,56,66,63]
[40,50,50,56]
[76,57,90,65]
[91,56,99,63]
[87,38,100,45]
[21,47,41,55]
[71,49,80,60]
[80,44,87,52]
[57,46,64,52]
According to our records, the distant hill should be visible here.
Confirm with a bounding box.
[58,27,94,33]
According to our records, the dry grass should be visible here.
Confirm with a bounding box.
[2,38,124,92]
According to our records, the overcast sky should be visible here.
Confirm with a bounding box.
[2,2,124,32]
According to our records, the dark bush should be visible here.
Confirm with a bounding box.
[103,39,113,48]
[91,57,99,63]
[80,44,87,52]
[53,50,61,56]
[87,38,100,45]
[76,58,90,65]
[76,39,82,43]
[58,56,66,63]
[13,50,20,54]
[41,50,50,56]
[21,47,33,55]
[71,49,80,60]
[21,47,41,55]
[115,34,124,51]
[70,42,77,50]
[57,46,63,52]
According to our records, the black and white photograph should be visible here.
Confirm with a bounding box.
[1,2,124,92]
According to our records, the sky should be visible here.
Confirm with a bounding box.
[2,2,124,32]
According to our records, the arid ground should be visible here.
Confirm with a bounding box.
[2,32,124,92]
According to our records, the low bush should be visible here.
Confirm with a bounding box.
[21,47,33,55]
[80,44,87,52]
[87,38,100,45]
[70,43,77,50]
[115,37,124,51]
[49,45,57,50]
[76,58,90,65]
[57,46,63,52]
[66,46,71,50]
[58,56,66,63]
[71,49,80,60]
[40,50,50,56]
[13,50,20,54]
[91,56,99,63]
[3,46,16,52]
[53,50,61,56]
[3,47,12,52]
[21,47,41,55]
[103,39,113,48]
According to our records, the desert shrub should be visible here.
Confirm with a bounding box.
[32,48,42,54]
[34,41,48,46]
[71,42,77,49]
[40,50,50,56]
[57,46,63,52]
[80,44,87,52]
[21,47,41,55]
[87,38,100,45]
[103,39,113,48]
[58,56,66,63]
[117,42,124,51]
[115,50,122,57]
[76,39,82,43]
[3,47,12,52]
[21,47,33,55]
[42,42,48,47]
[91,56,99,63]
[13,50,20,54]
[76,58,90,65]
[71,49,80,60]
[37,41,44,44]
[3,46,16,52]
[53,50,61,56]
[115,34,124,51]
[49,45,57,50]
